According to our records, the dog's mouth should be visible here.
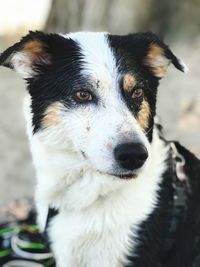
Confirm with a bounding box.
[96,169,137,179]
[111,173,137,179]
[105,171,137,180]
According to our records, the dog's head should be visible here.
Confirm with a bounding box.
[0,31,187,179]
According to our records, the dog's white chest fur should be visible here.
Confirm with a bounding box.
[31,131,168,267]
[50,207,133,267]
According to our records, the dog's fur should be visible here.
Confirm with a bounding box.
[1,31,196,267]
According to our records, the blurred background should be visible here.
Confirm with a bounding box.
[0,0,200,211]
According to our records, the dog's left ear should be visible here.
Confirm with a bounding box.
[0,31,72,79]
[141,32,188,78]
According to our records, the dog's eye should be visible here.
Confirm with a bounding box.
[75,90,92,102]
[132,88,143,99]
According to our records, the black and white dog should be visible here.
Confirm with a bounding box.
[0,31,199,267]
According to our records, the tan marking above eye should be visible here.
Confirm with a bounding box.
[75,91,92,102]
[132,88,143,99]
[137,100,150,129]
[123,73,137,92]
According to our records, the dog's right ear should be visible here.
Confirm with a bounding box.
[0,31,72,79]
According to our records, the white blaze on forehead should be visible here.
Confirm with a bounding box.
[63,32,118,86]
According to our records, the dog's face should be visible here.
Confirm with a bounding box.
[0,31,187,178]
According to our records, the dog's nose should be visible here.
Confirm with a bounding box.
[114,143,148,170]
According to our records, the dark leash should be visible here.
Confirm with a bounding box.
[166,142,191,240]
[163,141,200,267]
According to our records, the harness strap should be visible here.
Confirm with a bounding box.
[163,141,191,255]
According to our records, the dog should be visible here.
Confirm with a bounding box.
[0,31,199,267]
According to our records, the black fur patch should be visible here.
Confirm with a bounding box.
[107,32,185,141]
[107,33,160,141]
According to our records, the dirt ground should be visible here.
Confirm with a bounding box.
[0,37,200,207]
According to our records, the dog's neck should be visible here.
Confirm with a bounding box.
[28,121,168,231]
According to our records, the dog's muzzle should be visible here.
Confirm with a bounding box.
[114,142,148,171]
